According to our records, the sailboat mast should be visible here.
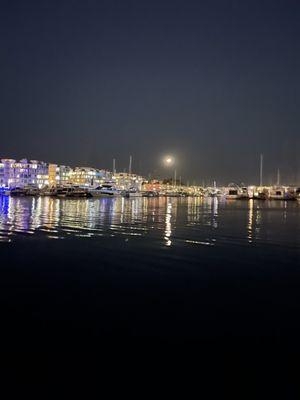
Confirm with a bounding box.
[260,154,263,187]
[129,155,132,175]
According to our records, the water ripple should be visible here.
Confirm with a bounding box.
[0,195,299,249]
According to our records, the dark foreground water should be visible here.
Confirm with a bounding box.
[0,195,299,354]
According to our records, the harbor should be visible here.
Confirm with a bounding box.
[1,157,299,201]
[2,0,300,385]
[2,182,300,201]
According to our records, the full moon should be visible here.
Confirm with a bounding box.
[164,156,174,166]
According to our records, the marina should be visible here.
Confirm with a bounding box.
[2,0,300,385]
[1,156,299,202]
[1,183,299,201]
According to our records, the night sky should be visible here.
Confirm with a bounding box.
[1,0,299,185]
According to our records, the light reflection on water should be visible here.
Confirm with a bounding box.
[0,195,299,249]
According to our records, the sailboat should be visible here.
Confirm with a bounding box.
[206,181,221,197]
[251,154,268,199]
[269,168,296,200]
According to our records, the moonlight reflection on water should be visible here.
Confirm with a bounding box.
[0,195,299,251]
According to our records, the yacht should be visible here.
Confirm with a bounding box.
[250,187,268,200]
[40,187,57,196]
[89,184,121,197]
[56,187,69,197]
[225,184,250,200]
[225,188,239,200]
[269,187,296,201]
[252,191,268,200]
[163,191,181,197]
[67,187,91,198]
[239,187,250,200]
[142,191,159,197]
[56,186,91,198]
[23,185,40,196]
[123,187,143,198]
[5,187,27,196]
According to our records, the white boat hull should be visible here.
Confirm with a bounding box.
[90,192,119,198]
[126,193,143,197]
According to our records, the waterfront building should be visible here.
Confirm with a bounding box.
[48,164,58,187]
[57,165,73,186]
[142,180,161,192]
[1,157,143,191]
[0,160,7,187]
[0,159,16,188]
[71,167,109,187]
[0,158,49,188]
[0,158,113,189]
[112,172,143,191]
[35,160,49,188]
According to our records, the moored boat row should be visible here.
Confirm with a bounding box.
[2,184,300,201]
[3,184,121,198]
[223,186,298,200]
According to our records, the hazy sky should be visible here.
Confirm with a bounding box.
[1,0,299,184]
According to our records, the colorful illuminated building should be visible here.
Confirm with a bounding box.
[0,158,49,188]
[142,179,161,192]
[57,165,73,186]
[48,164,58,187]
[71,167,110,187]
[0,157,143,190]
[0,161,6,187]
[111,172,143,191]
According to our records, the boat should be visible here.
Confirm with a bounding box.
[239,187,250,200]
[142,191,160,197]
[55,187,68,197]
[23,185,40,196]
[122,187,143,198]
[4,185,40,196]
[206,181,219,197]
[163,191,181,197]
[225,184,250,200]
[252,191,268,200]
[225,188,240,200]
[269,188,285,200]
[56,186,91,198]
[225,184,239,200]
[249,186,268,200]
[40,187,57,196]
[66,188,91,198]
[269,187,296,201]
[89,184,121,197]
[6,187,28,196]
[7,188,27,197]
[177,191,189,197]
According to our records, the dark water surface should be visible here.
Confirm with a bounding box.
[0,195,299,351]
